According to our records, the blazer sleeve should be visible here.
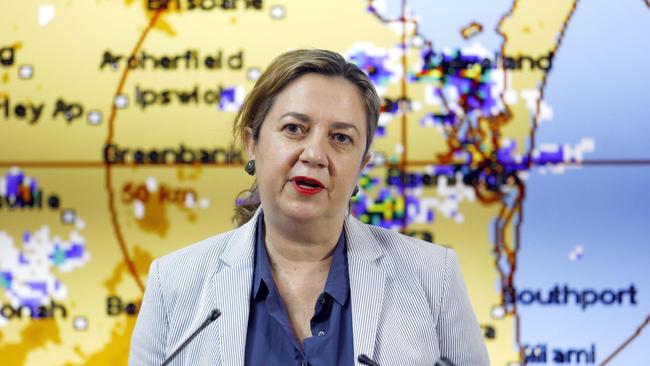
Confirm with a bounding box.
[436,248,490,366]
[129,259,169,366]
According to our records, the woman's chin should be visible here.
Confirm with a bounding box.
[277,201,329,222]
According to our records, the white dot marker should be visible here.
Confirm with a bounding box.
[134,200,145,219]
[61,209,76,225]
[87,110,103,125]
[18,65,34,79]
[247,67,261,81]
[38,5,55,27]
[73,316,88,331]
[184,192,196,208]
[411,36,424,48]
[270,5,286,19]
[114,94,128,109]
[569,244,584,261]
[491,305,505,319]
[145,177,158,193]
[0,177,6,196]
[372,153,386,166]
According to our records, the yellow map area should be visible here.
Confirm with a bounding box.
[0,0,577,364]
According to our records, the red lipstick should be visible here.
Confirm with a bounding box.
[291,176,324,196]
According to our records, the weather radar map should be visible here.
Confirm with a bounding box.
[1,0,649,365]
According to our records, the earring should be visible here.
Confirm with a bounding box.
[352,186,359,197]
[245,160,256,176]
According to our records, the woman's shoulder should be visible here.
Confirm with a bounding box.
[151,226,246,292]
[348,217,458,298]
[159,229,237,267]
[349,216,450,263]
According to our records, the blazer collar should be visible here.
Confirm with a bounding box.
[212,208,261,366]
[220,209,386,266]
[344,214,387,363]
[344,213,385,263]
[217,208,262,267]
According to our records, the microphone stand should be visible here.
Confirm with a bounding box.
[161,308,221,366]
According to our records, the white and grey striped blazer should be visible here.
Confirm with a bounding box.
[129,209,489,365]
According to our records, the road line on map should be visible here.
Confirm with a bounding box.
[494,0,526,360]
[598,314,650,365]
[509,1,578,358]
[5,159,650,168]
[104,8,167,294]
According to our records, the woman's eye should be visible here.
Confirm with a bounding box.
[333,133,352,144]
[283,123,303,134]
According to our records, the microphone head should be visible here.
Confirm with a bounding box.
[209,309,221,321]
[435,357,455,366]
[358,354,379,366]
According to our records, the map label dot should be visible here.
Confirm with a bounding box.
[87,110,103,125]
[18,65,33,79]
[73,315,88,331]
[270,5,286,20]
[114,94,128,109]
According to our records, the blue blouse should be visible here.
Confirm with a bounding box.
[244,213,354,366]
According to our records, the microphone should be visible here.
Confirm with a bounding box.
[161,308,221,366]
[358,354,455,366]
[435,357,455,366]
[358,354,380,366]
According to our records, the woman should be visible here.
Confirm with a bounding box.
[129,49,489,366]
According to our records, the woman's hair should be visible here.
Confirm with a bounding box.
[232,49,381,226]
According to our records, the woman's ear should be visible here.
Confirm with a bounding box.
[243,127,255,160]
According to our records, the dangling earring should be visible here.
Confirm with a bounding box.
[245,160,256,176]
[352,186,359,197]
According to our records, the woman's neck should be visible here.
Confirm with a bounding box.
[262,213,344,264]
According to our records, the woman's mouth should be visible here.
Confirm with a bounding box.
[291,176,324,196]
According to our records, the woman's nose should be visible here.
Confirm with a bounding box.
[299,134,328,168]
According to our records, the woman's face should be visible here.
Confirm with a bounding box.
[244,73,371,224]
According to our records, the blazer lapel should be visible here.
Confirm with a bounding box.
[213,210,260,366]
[345,216,386,363]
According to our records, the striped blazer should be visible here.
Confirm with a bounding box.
[129,209,489,365]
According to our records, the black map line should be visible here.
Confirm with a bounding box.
[3,159,650,168]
